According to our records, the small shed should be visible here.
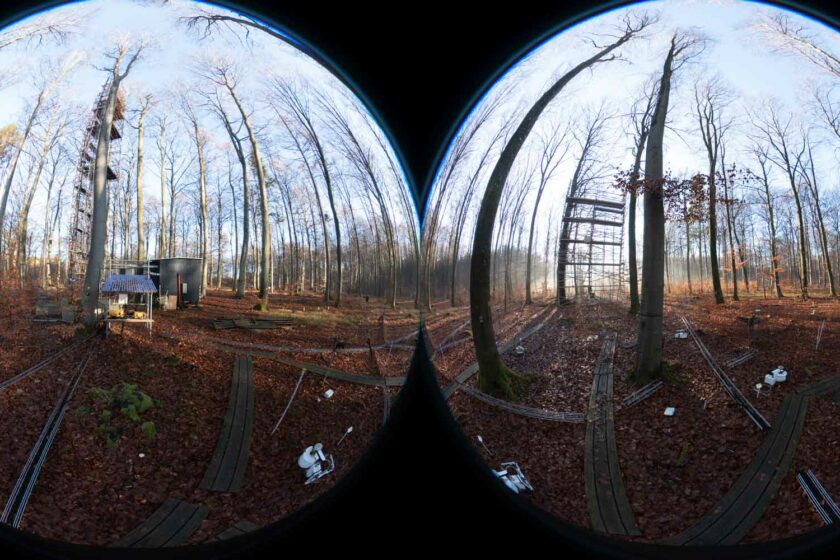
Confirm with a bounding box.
[100,274,156,336]
[151,257,203,306]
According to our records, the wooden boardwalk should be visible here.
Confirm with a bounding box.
[441,307,557,399]
[662,394,809,545]
[206,519,260,542]
[584,332,640,536]
[383,386,392,426]
[798,375,840,398]
[113,498,207,548]
[200,355,255,493]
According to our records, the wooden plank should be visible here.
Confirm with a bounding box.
[113,498,180,547]
[798,375,840,397]
[663,396,807,545]
[383,386,391,426]
[584,333,639,536]
[562,216,623,227]
[200,355,254,492]
[720,396,808,544]
[566,196,625,210]
[208,519,260,542]
[113,498,208,548]
[664,397,794,544]
[559,239,622,246]
[605,377,640,535]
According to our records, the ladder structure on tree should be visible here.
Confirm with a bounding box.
[557,184,626,301]
[68,80,125,296]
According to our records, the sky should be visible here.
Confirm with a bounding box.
[427,0,840,265]
[0,0,418,258]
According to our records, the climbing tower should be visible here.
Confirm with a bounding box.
[557,182,626,301]
[68,80,125,293]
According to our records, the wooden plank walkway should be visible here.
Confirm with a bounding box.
[265,354,406,387]
[200,355,254,493]
[212,317,294,330]
[798,375,840,397]
[584,332,640,536]
[441,307,557,399]
[460,384,584,422]
[383,386,391,426]
[206,519,260,542]
[113,498,208,548]
[661,394,809,545]
[193,334,407,388]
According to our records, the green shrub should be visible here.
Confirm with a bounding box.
[82,382,158,448]
[140,421,157,439]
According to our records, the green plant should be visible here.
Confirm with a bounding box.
[676,442,693,467]
[140,421,157,439]
[83,383,158,448]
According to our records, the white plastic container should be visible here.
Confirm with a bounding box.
[773,369,787,383]
[323,388,335,399]
[764,373,776,386]
[664,407,676,416]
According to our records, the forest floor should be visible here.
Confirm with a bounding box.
[0,286,411,546]
[438,291,840,545]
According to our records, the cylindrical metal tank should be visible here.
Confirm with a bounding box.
[150,257,203,304]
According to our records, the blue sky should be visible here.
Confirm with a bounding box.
[427,0,840,262]
[0,0,417,257]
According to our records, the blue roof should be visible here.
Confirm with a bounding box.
[101,274,157,293]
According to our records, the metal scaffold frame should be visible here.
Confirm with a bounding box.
[558,185,626,302]
[68,80,125,297]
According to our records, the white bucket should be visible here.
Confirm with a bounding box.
[764,374,776,386]
[773,370,787,382]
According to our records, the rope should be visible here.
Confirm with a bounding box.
[270,369,305,435]
[460,385,584,423]
[816,319,826,350]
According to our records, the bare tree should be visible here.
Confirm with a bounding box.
[203,61,271,306]
[556,103,612,303]
[0,54,82,271]
[127,93,152,260]
[0,10,80,52]
[423,86,509,309]
[272,80,342,306]
[155,112,168,257]
[750,103,809,299]
[181,93,210,297]
[799,129,836,297]
[469,13,655,396]
[635,31,705,383]
[693,77,730,304]
[82,42,144,325]
[207,90,249,298]
[525,118,569,304]
[757,13,840,79]
[626,78,657,314]
[319,92,399,308]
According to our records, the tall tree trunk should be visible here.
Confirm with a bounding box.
[635,35,681,383]
[223,80,269,306]
[135,97,150,260]
[82,46,142,325]
[192,120,209,297]
[158,120,167,258]
[721,159,739,301]
[469,23,647,395]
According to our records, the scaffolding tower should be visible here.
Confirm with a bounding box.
[557,184,626,301]
[68,80,125,295]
